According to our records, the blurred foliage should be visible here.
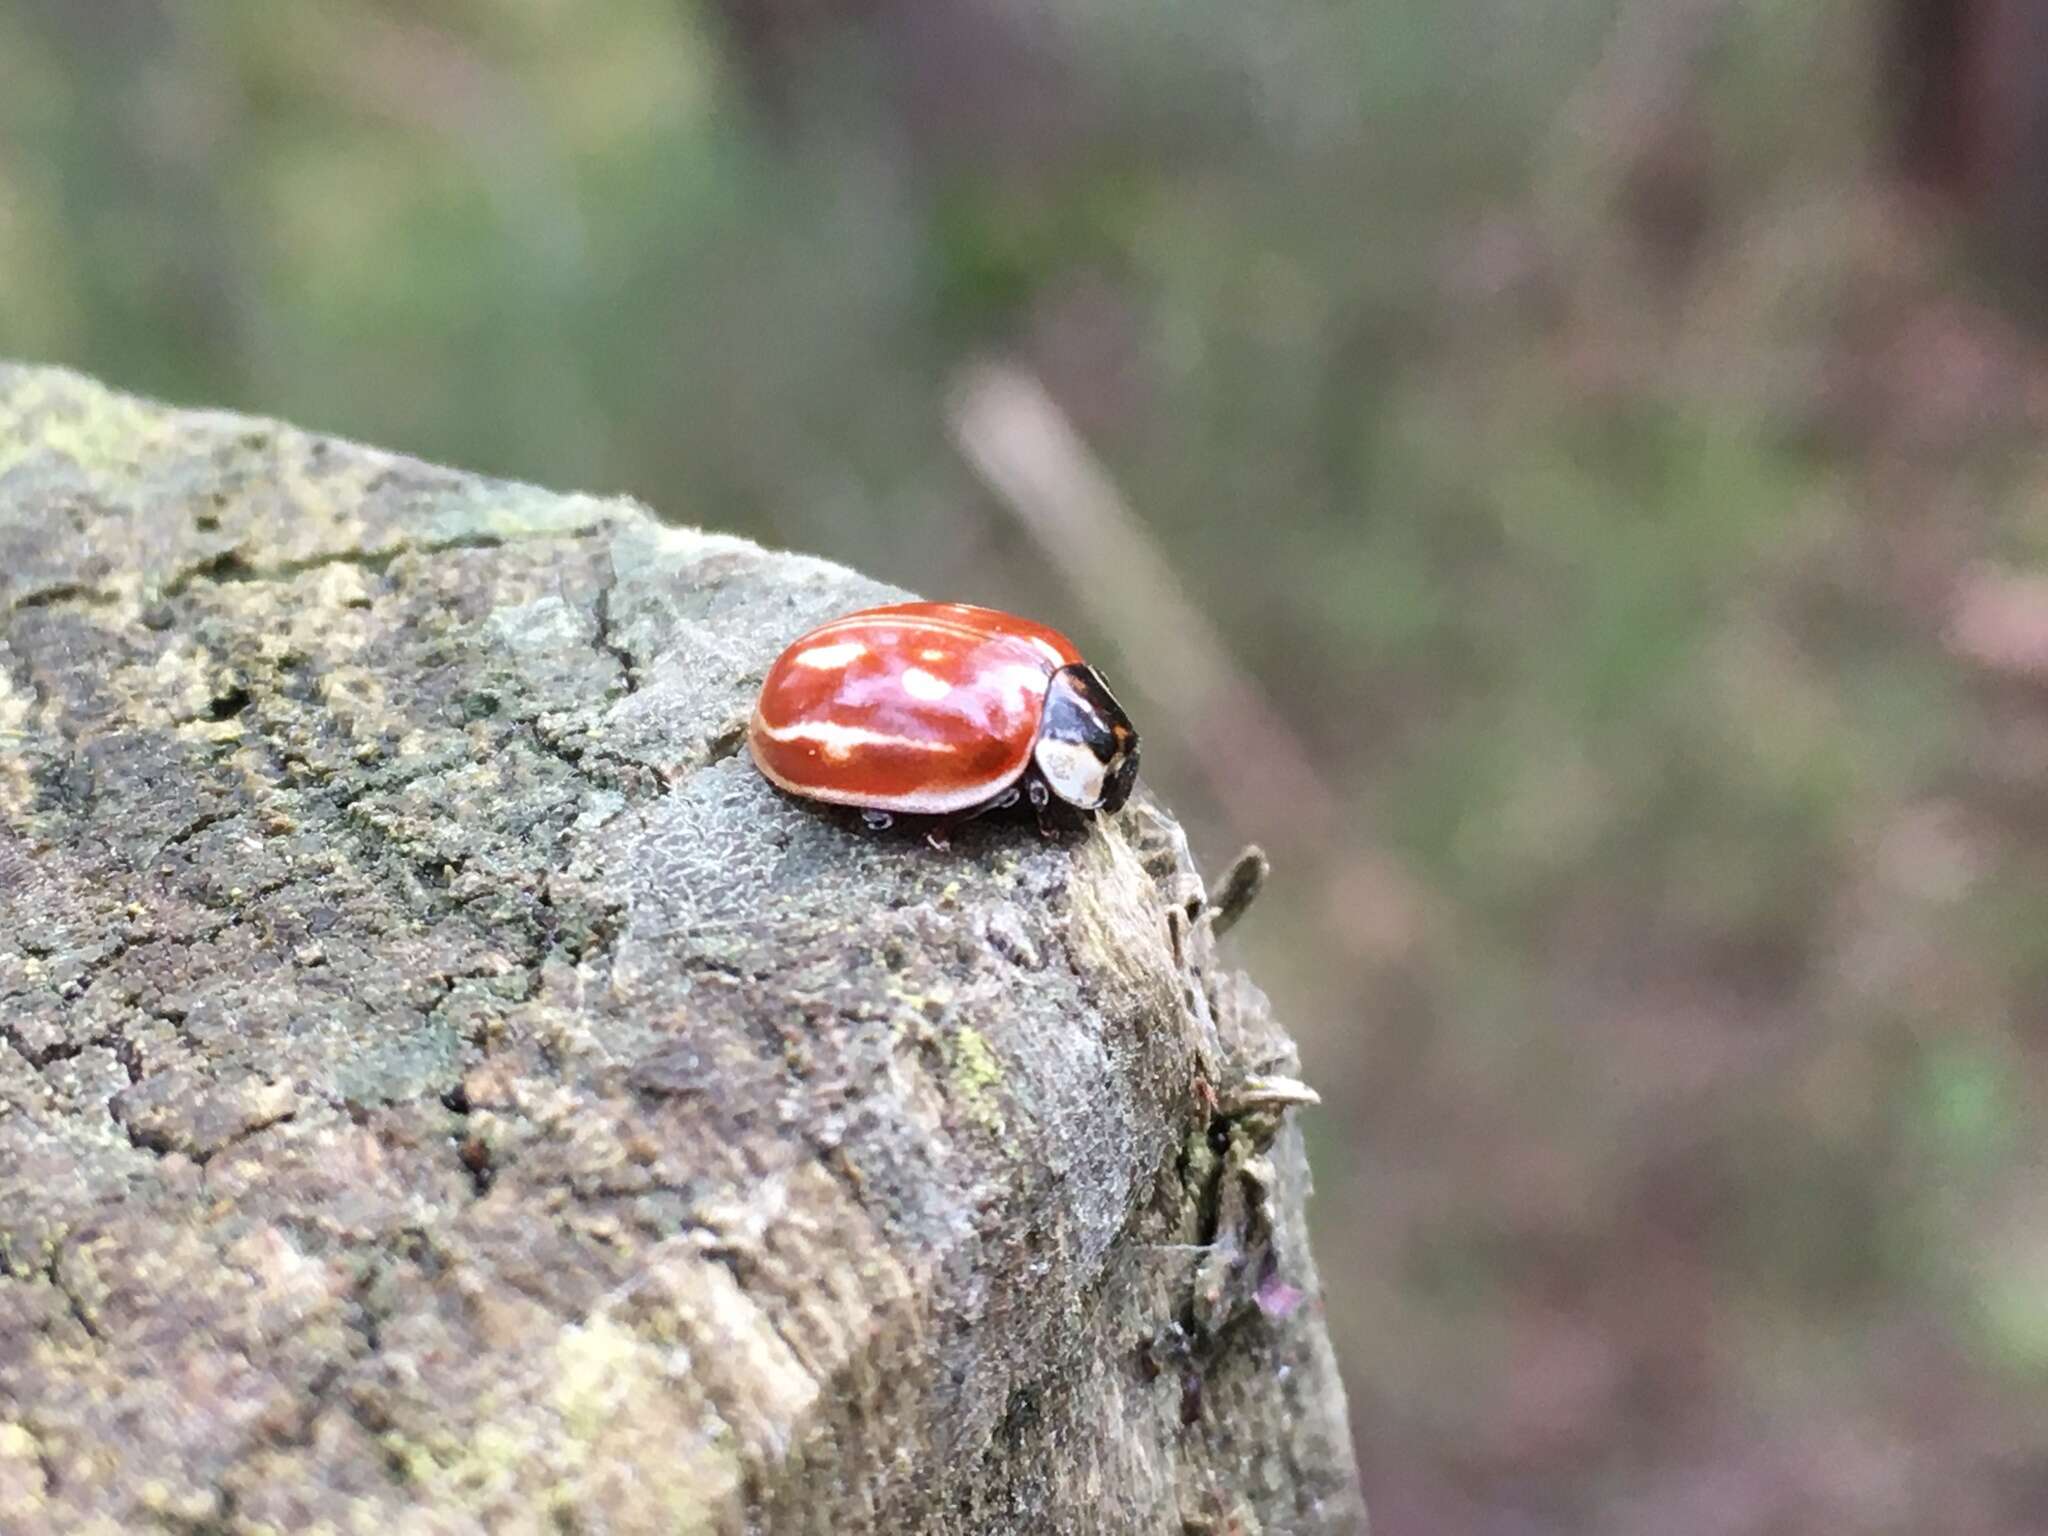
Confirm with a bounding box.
[6,0,2048,1530]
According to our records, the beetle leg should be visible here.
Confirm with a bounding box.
[1025,778,1062,839]
[926,822,953,852]
[959,784,1022,822]
[861,809,895,832]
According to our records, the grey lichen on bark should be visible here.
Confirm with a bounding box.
[0,363,1364,1535]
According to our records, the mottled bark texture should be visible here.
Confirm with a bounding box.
[0,364,1363,1534]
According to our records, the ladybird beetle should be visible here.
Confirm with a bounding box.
[749,602,1140,837]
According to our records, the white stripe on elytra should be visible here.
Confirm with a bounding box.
[757,717,955,762]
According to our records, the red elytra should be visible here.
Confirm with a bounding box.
[749,602,1140,821]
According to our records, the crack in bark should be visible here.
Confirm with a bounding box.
[592,568,639,695]
[151,807,237,862]
[109,1030,145,1084]
[429,960,540,1199]
[5,522,610,619]
[7,1027,141,1079]
[30,1430,60,1502]
[160,535,510,599]
[117,1104,299,1165]
[702,720,748,767]
[5,581,119,615]
[45,930,145,1004]
[3,1413,62,1499]
[0,936,153,1074]
[44,1246,103,1344]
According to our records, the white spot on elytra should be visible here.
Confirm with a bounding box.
[901,667,951,702]
[992,662,1050,709]
[792,639,866,670]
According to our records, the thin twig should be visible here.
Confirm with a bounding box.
[948,360,1337,851]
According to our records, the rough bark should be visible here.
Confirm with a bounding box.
[0,363,1364,1535]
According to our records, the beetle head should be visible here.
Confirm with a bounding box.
[1034,664,1141,813]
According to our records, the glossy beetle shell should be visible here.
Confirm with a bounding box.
[749,602,1086,815]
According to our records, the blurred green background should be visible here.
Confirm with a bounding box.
[6,0,2048,1528]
